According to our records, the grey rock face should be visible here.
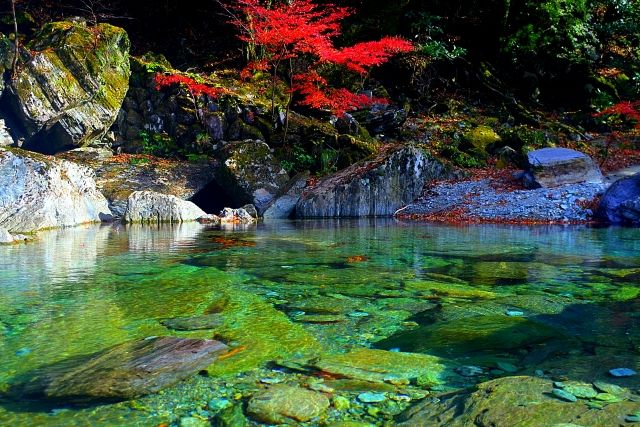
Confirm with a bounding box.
[296,146,450,218]
[0,226,16,244]
[0,119,13,146]
[1,21,130,154]
[597,173,640,224]
[214,140,289,215]
[0,147,112,233]
[123,191,207,223]
[10,337,227,402]
[525,148,603,188]
[263,173,309,219]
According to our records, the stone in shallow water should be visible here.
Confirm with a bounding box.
[306,348,445,386]
[592,381,626,396]
[357,392,386,403]
[559,382,597,399]
[160,313,224,331]
[610,368,637,377]
[10,337,227,402]
[246,384,330,424]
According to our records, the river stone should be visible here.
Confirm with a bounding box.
[247,384,330,424]
[397,376,640,427]
[524,148,603,188]
[0,21,130,154]
[297,146,450,218]
[0,147,112,233]
[596,173,640,224]
[161,313,224,331]
[11,337,227,402]
[308,348,446,386]
[214,140,289,215]
[123,191,208,223]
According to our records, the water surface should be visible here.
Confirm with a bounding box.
[0,220,639,425]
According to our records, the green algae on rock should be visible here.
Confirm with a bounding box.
[1,20,130,153]
[247,384,330,424]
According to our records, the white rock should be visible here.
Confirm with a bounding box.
[0,147,113,233]
[219,207,257,224]
[123,191,207,223]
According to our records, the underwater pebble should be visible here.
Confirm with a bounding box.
[332,396,351,411]
[609,368,637,377]
[207,398,232,411]
[505,309,524,317]
[260,378,283,385]
[357,392,386,403]
[562,384,597,399]
[626,412,640,423]
[15,347,32,356]
[389,348,401,352]
[495,362,518,373]
[552,388,578,402]
[535,370,545,377]
[347,311,370,318]
[179,416,209,427]
[456,366,484,377]
[383,375,410,386]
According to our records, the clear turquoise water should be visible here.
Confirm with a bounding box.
[0,220,639,425]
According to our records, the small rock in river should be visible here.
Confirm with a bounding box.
[357,392,387,403]
[592,381,625,395]
[552,388,578,402]
[456,366,484,377]
[333,395,351,410]
[208,398,232,411]
[609,368,637,377]
[505,309,524,317]
[247,385,329,424]
[495,362,519,373]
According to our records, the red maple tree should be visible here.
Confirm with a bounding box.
[594,101,640,129]
[230,0,413,117]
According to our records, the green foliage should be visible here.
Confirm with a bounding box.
[280,145,315,173]
[504,0,596,64]
[409,13,467,61]
[138,130,178,157]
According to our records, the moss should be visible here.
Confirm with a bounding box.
[464,125,501,150]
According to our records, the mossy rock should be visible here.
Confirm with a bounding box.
[1,20,130,154]
[464,125,501,151]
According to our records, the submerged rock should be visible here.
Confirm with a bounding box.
[11,337,227,402]
[397,376,639,426]
[123,191,208,223]
[214,140,289,215]
[247,384,330,424]
[306,348,446,386]
[523,148,603,188]
[0,147,112,233]
[161,313,224,331]
[297,146,450,218]
[1,21,130,153]
[597,173,640,224]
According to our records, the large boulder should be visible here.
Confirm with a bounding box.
[123,191,209,223]
[597,173,640,224]
[263,173,309,219]
[524,147,603,188]
[0,147,112,233]
[214,140,289,215]
[0,21,130,154]
[10,337,227,403]
[296,146,450,218]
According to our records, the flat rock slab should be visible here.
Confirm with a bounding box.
[247,384,330,424]
[123,191,207,223]
[11,337,227,402]
[161,313,224,331]
[526,147,603,188]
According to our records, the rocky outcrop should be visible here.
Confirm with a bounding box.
[296,146,451,218]
[10,337,227,402]
[0,226,27,244]
[123,191,209,223]
[263,173,309,219]
[214,140,289,214]
[523,147,603,188]
[0,20,130,154]
[597,173,640,224]
[0,147,112,233]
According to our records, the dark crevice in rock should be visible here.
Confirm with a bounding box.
[189,179,236,214]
